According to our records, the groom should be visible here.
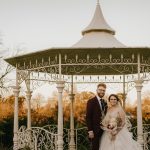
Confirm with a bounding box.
[86,83,107,150]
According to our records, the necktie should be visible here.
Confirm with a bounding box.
[100,99,105,118]
[100,99,104,111]
[99,98,103,111]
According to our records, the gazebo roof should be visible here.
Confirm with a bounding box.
[4,47,150,75]
[72,1,125,48]
[82,1,115,35]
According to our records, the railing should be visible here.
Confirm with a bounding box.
[18,124,150,150]
[143,131,150,150]
[43,125,90,150]
[74,127,91,150]
[18,126,57,150]
[43,125,70,150]
[129,124,150,150]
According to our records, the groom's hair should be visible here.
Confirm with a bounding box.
[97,83,106,89]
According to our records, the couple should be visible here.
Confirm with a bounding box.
[86,83,142,150]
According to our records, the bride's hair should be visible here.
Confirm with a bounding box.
[108,94,120,102]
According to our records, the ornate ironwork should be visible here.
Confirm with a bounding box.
[17,70,29,85]
[18,126,57,150]
[130,124,150,150]
[42,125,90,150]
[18,124,150,150]
[13,52,150,76]
[17,55,58,71]
[60,53,141,75]
[43,125,70,150]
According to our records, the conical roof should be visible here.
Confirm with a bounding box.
[72,1,125,48]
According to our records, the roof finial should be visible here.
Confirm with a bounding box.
[97,0,100,5]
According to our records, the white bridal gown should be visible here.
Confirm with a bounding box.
[99,106,142,150]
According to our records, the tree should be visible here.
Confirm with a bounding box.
[32,93,45,110]
[0,57,13,93]
[0,38,14,96]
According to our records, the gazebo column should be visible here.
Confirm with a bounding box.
[12,69,20,150]
[57,53,65,150]
[25,72,32,129]
[69,75,75,150]
[135,53,144,146]
[56,81,65,150]
[25,91,32,129]
[122,74,126,110]
[135,80,143,145]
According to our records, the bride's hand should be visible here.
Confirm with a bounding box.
[111,131,117,136]
[107,128,113,132]
[111,135,116,141]
[88,131,94,139]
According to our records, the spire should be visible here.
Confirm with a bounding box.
[82,1,115,35]
[97,0,100,5]
[72,1,125,48]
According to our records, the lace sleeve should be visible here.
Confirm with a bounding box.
[118,107,125,128]
[100,114,111,131]
[118,104,132,130]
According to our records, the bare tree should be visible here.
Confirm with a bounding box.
[0,34,27,96]
[0,58,13,90]
[0,40,14,96]
[32,93,45,110]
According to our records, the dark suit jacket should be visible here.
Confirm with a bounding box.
[86,96,107,136]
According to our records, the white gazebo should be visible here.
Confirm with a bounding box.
[4,1,150,150]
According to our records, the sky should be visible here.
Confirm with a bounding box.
[0,0,150,51]
[0,0,150,104]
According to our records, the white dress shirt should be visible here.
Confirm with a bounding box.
[96,95,105,118]
[96,95,103,111]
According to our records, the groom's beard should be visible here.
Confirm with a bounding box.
[97,92,105,98]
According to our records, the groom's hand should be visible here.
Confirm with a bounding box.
[88,131,94,139]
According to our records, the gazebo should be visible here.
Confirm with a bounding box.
[4,1,150,150]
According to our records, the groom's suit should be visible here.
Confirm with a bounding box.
[86,96,107,150]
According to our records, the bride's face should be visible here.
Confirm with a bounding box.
[109,96,118,106]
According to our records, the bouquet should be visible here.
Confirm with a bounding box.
[101,116,122,141]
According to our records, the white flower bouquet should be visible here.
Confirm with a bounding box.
[101,116,122,141]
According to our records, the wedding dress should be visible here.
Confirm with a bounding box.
[99,105,142,150]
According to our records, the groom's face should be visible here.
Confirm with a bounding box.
[97,86,106,98]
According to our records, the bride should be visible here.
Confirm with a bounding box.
[99,94,142,150]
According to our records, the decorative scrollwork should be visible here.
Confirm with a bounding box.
[18,124,150,150]
[17,70,29,85]
[109,65,135,74]
[112,58,121,63]
[93,65,104,70]
[18,126,57,150]
[89,58,99,63]
[130,124,150,150]
[100,58,110,63]
[63,66,90,74]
